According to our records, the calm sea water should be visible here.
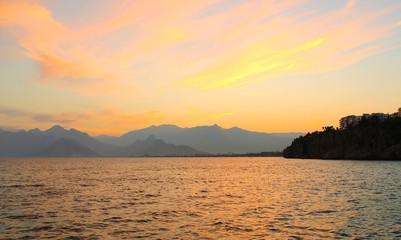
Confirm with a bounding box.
[0,157,401,239]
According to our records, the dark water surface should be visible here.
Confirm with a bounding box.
[1,157,401,239]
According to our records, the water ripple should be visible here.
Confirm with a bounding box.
[1,157,401,239]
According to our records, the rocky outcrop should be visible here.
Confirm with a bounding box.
[283,117,401,160]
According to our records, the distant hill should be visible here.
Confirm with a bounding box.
[0,124,303,157]
[38,138,98,157]
[0,130,56,157]
[0,125,116,157]
[113,124,184,146]
[98,124,303,154]
[111,135,207,157]
[283,117,401,160]
[40,125,117,154]
[95,134,119,146]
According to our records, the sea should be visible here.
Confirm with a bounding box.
[1,157,401,239]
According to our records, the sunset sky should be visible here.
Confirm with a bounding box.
[1,0,401,135]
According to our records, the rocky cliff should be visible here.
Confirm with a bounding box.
[283,117,401,160]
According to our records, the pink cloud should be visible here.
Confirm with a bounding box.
[0,0,400,93]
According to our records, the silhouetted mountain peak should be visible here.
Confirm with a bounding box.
[191,124,222,131]
[149,124,180,128]
[39,138,98,157]
[48,125,65,130]
[28,128,42,135]
[144,124,180,130]
[70,128,90,137]
[153,139,166,146]
[111,135,207,156]
[45,125,67,134]
[44,125,92,138]
[143,135,158,144]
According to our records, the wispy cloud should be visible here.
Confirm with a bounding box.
[179,1,395,89]
[185,108,236,121]
[346,0,357,9]
[0,105,28,117]
[0,0,400,94]
[0,105,168,135]
[32,113,80,125]
[0,105,81,124]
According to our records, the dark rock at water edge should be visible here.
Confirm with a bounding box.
[283,117,401,160]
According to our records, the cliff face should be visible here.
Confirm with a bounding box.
[283,117,401,160]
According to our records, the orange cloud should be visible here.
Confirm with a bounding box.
[0,1,140,95]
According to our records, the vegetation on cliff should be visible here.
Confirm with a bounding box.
[283,116,401,160]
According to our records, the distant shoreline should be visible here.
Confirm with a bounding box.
[0,152,283,159]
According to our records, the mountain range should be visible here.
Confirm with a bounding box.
[96,124,302,154]
[0,125,114,157]
[0,124,303,157]
[110,135,207,157]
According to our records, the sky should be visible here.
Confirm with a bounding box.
[1,0,401,136]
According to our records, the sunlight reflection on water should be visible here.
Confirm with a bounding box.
[1,157,401,239]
